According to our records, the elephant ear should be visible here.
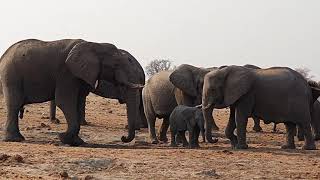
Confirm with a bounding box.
[169,64,197,97]
[223,66,255,106]
[65,42,100,88]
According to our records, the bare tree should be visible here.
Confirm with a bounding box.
[145,59,175,76]
[294,67,314,80]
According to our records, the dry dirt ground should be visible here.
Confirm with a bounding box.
[0,94,320,179]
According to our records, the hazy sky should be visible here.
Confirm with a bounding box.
[0,0,319,79]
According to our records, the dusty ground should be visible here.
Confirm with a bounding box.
[0,94,320,179]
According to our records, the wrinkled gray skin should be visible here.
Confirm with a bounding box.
[47,49,147,129]
[0,39,144,146]
[169,105,205,148]
[142,65,217,144]
[272,81,320,141]
[169,64,219,143]
[202,65,320,150]
[142,71,177,144]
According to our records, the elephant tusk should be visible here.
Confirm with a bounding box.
[195,104,202,109]
[94,80,99,89]
[202,103,212,109]
[127,82,144,89]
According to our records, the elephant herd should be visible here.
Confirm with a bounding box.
[1,39,320,151]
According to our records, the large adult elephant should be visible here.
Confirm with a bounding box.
[202,65,320,150]
[48,49,147,129]
[142,64,218,144]
[0,39,143,146]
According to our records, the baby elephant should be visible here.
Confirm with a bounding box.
[170,105,205,148]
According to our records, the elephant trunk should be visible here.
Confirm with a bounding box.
[202,93,219,143]
[121,88,139,143]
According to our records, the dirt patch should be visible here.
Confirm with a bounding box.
[0,94,320,179]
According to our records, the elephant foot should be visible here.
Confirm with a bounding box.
[252,126,262,132]
[183,142,189,147]
[59,133,84,146]
[314,134,320,141]
[189,143,200,149]
[4,132,25,142]
[235,143,248,149]
[150,138,159,144]
[159,136,168,143]
[175,135,183,144]
[170,142,178,147]
[50,118,60,124]
[281,144,296,149]
[302,143,316,150]
[207,137,218,143]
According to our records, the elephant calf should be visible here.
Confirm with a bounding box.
[169,105,206,148]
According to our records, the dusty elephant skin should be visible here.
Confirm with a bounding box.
[47,49,147,129]
[202,65,320,150]
[142,64,217,144]
[169,105,206,148]
[0,39,144,146]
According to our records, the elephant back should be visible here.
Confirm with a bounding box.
[144,71,177,117]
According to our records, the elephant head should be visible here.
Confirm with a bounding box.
[65,41,144,143]
[169,64,215,105]
[202,65,255,142]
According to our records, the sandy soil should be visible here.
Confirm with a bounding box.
[0,94,320,179]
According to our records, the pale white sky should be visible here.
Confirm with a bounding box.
[0,0,319,79]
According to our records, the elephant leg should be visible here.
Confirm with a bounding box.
[145,112,158,144]
[158,117,169,142]
[193,126,201,148]
[49,100,60,124]
[296,126,304,141]
[300,123,316,150]
[235,108,249,149]
[139,95,148,128]
[55,84,84,146]
[78,95,88,126]
[281,122,296,149]
[178,131,188,147]
[188,128,196,148]
[272,123,277,132]
[252,117,262,132]
[225,105,237,148]
[3,87,25,142]
[201,129,205,143]
[170,127,177,147]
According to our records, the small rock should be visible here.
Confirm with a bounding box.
[25,127,32,130]
[222,149,233,155]
[84,175,94,180]
[60,171,68,178]
[12,154,24,163]
[0,154,10,161]
[196,169,219,177]
[108,110,113,113]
